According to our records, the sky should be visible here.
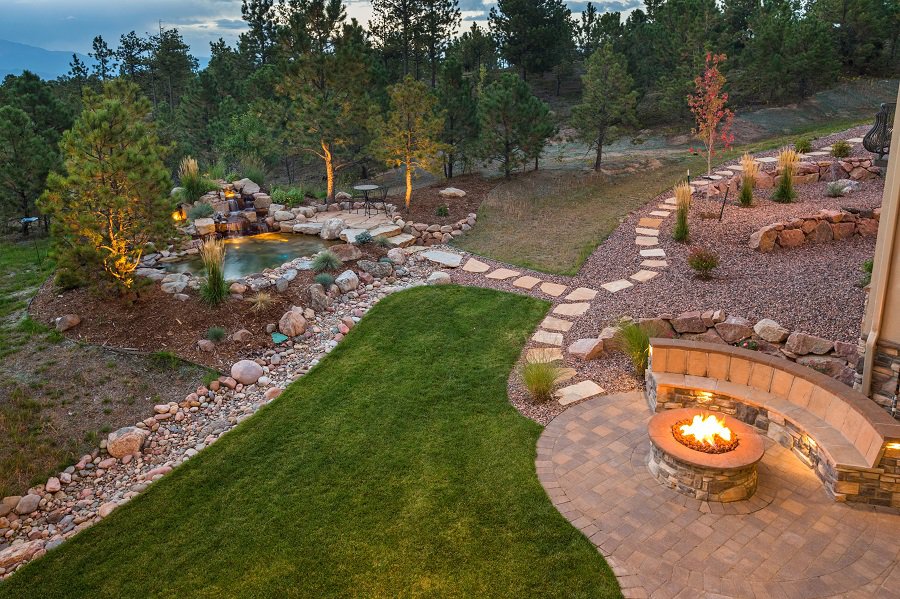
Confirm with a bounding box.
[3,0,642,56]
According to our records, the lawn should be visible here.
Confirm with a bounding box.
[0,285,620,598]
[454,119,869,275]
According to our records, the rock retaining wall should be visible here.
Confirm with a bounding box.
[749,208,881,252]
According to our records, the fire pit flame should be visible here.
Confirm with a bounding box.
[673,413,739,454]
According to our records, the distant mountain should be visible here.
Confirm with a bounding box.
[0,39,87,80]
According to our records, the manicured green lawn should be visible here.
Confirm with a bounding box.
[0,286,620,598]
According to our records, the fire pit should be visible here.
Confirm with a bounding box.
[647,408,764,502]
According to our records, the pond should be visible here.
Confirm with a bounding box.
[165,233,334,280]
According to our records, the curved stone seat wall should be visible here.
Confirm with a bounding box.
[646,338,900,507]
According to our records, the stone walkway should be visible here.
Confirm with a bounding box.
[537,393,900,599]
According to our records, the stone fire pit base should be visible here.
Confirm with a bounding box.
[647,408,765,503]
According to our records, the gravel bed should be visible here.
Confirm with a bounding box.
[450,125,885,424]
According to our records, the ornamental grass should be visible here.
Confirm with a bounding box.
[739,153,758,207]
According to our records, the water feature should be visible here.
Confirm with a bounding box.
[165,233,335,280]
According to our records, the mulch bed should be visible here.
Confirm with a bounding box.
[29,246,389,371]
[394,174,495,225]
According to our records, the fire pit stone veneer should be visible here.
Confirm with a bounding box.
[648,408,765,502]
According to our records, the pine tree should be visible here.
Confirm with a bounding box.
[489,0,574,79]
[240,0,279,65]
[420,0,461,87]
[372,76,445,209]
[147,28,198,110]
[448,23,497,73]
[90,35,117,81]
[437,55,477,178]
[571,44,637,170]
[278,0,377,200]
[116,31,151,85]
[0,107,54,225]
[369,0,425,79]
[39,81,173,293]
[476,73,553,177]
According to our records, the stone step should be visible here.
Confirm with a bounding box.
[556,380,605,406]
[526,347,563,363]
[485,268,520,280]
[462,258,490,273]
[641,259,668,268]
[513,275,541,289]
[640,248,666,258]
[635,236,658,246]
[553,302,590,317]
[420,249,463,268]
[565,287,597,301]
[533,330,564,346]
[630,270,659,283]
[541,315,573,332]
[601,279,633,293]
[368,224,402,238]
[386,233,416,248]
[339,228,367,243]
[539,282,567,297]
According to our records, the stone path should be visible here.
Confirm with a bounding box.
[537,393,900,599]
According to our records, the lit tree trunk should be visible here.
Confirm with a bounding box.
[405,159,413,210]
[322,139,334,201]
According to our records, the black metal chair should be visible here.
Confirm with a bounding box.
[863,102,895,168]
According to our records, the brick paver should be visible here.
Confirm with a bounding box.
[537,393,900,599]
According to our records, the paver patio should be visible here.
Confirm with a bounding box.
[537,393,900,599]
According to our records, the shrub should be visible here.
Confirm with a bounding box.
[860,258,874,287]
[354,231,373,245]
[206,326,226,342]
[315,273,335,286]
[206,161,227,180]
[687,246,720,280]
[772,147,798,203]
[272,186,306,207]
[179,157,217,203]
[311,250,341,272]
[739,153,758,207]
[199,238,229,306]
[187,202,214,220]
[249,292,273,312]
[794,138,812,154]
[826,182,846,198]
[672,182,691,242]
[374,235,392,248]
[150,350,182,370]
[831,140,852,159]
[436,204,449,217]
[521,361,560,403]
[614,320,652,377]
[240,159,266,186]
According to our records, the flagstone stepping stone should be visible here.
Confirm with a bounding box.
[462,258,490,273]
[513,275,541,289]
[601,279,633,293]
[564,287,597,301]
[730,164,744,171]
[847,137,863,143]
[526,347,563,363]
[555,380,605,406]
[485,268,520,280]
[808,151,829,156]
[630,270,659,283]
[539,282,567,297]
[533,330,564,346]
[368,223,402,238]
[649,210,671,217]
[386,233,416,248]
[639,217,663,228]
[658,203,676,209]
[706,175,723,180]
[553,302,590,317]
[555,368,578,384]
[421,249,463,268]
[541,315,574,332]
[640,248,666,258]
[635,236,658,246]
[663,197,676,204]
[635,227,659,236]
[758,156,778,163]
[641,259,668,268]
[717,170,734,176]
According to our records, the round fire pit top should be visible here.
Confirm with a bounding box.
[648,408,765,470]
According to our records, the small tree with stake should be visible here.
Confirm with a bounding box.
[372,76,446,211]
[688,53,735,178]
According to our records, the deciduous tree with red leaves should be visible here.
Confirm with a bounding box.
[688,53,735,178]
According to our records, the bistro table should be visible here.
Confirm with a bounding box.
[353,183,382,216]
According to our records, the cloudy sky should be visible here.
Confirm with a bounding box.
[4,0,641,55]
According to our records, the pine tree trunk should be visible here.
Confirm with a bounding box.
[594,131,605,171]
[405,162,412,210]
[322,140,334,201]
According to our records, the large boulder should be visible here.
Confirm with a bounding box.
[234,178,260,195]
[330,243,362,262]
[231,359,264,385]
[0,539,44,570]
[278,307,307,337]
[55,314,81,332]
[714,316,754,344]
[808,220,834,244]
[753,319,789,343]
[777,228,805,248]
[160,273,189,294]
[106,426,149,458]
[308,283,331,312]
[358,259,393,279]
[749,225,778,252]
[568,338,604,361]
[273,210,295,222]
[439,187,466,198]
[785,332,833,356]
[194,217,216,236]
[670,311,707,334]
[335,270,359,293]
[14,493,41,515]
[427,271,451,285]
[386,248,407,265]
[320,218,346,240]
